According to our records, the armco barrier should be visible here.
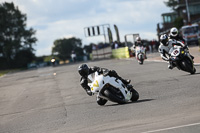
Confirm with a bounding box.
[91,47,112,60]
[112,47,130,59]
[91,46,130,60]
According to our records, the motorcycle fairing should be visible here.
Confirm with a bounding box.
[88,72,132,102]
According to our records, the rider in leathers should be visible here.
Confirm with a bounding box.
[78,64,131,96]
[134,36,147,59]
[169,27,194,60]
[159,34,186,69]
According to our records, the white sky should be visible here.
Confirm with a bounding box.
[2,0,171,56]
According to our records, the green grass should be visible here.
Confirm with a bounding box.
[0,69,21,77]
[0,70,10,77]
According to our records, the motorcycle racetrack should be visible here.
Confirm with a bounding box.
[0,54,200,133]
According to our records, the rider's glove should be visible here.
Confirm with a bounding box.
[183,45,188,50]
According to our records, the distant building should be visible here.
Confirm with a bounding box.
[157,0,200,39]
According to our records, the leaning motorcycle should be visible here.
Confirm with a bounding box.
[87,72,139,106]
[135,46,145,65]
[169,45,196,74]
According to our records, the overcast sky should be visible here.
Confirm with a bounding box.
[2,0,171,56]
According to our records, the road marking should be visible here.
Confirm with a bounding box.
[145,60,165,63]
[141,122,200,133]
[125,58,200,65]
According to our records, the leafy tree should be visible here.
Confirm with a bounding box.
[164,0,178,11]
[14,49,36,68]
[35,56,44,63]
[52,37,83,61]
[164,0,184,29]
[174,17,184,29]
[84,43,93,54]
[0,2,37,68]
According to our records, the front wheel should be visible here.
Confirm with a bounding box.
[138,54,144,65]
[139,59,143,65]
[130,88,139,102]
[182,59,195,74]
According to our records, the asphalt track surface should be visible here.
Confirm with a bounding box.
[0,58,200,133]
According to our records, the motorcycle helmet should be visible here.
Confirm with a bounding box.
[160,34,168,46]
[170,27,178,37]
[136,36,141,42]
[78,64,89,77]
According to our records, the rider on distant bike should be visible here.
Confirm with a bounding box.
[169,27,185,43]
[134,36,147,59]
[78,64,131,96]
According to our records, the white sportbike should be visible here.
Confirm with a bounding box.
[88,72,139,106]
[135,46,146,64]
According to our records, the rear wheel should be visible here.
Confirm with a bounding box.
[97,97,107,106]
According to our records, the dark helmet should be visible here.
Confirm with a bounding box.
[78,64,89,77]
[160,34,168,46]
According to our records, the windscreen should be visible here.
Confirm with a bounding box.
[87,73,95,83]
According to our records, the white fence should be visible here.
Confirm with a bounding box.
[91,47,112,60]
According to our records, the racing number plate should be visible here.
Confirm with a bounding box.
[173,50,179,55]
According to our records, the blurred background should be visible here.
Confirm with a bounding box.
[0,0,200,70]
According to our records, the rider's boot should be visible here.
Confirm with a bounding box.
[168,60,174,69]
[168,62,175,69]
[168,64,173,69]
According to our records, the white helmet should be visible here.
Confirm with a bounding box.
[160,34,168,46]
[136,36,141,42]
[170,27,178,37]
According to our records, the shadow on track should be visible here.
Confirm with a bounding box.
[105,99,155,107]
[182,72,200,76]
[135,99,155,103]
[193,72,200,75]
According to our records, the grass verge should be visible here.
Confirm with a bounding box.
[0,69,21,77]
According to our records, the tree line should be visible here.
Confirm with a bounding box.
[0,2,94,69]
[1,1,179,69]
[0,2,37,69]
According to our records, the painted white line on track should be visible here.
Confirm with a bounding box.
[141,122,200,133]
[124,58,200,65]
[145,60,165,63]
[146,60,200,65]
